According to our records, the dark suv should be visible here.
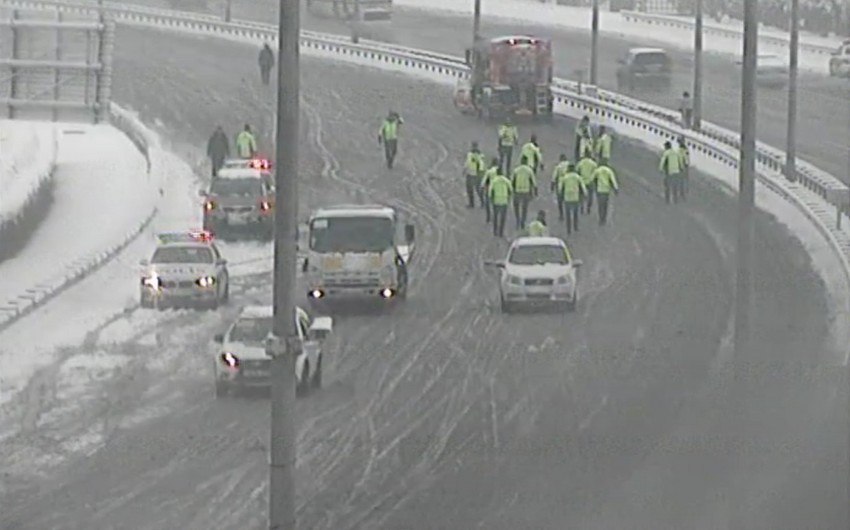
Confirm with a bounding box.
[616,47,672,92]
[201,169,274,240]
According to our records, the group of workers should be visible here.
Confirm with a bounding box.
[206,124,259,176]
[464,115,692,239]
[465,115,622,239]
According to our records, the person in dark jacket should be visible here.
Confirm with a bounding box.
[207,125,229,177]
[259,43,274,86]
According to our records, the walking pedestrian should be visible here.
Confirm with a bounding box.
[235,124,257,159]
[520,134,544,174]
[592,162,619,225]
[678,91,693,128]
[659,140,684,203]
[378,111,403,169]
[489,170,513,237]
[464,141,486,208]
[557,162,587,235]
[511,156,538,230]
[526,210,549,236]
[497,117,519,175]
[576,153,598,215]
[550,154,570,221]
[677,136,690,201]
[481,157,501,223]
[595,125,613,166]
[258,43,274,86]
[574,115,593,160]
[207,125,229,177]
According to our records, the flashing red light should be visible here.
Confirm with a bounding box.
[189,229,214,242]
[259,200,271,212]
[251,158,271,170]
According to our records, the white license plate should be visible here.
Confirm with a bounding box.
[242,370,266,377]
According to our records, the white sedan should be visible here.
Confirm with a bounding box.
[487,236,583,313]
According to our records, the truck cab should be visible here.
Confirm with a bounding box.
[302,204,415,307]
[829,39,850,77]
[459,35,553,119]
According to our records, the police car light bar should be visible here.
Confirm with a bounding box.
[156,230,214,244]
[250,158,272,170]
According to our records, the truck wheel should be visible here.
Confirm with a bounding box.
[829,62,838,76]
[296,362,311,397]
[312,356,323,389]
[500,296,512,314]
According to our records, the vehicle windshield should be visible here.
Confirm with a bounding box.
[310,216,394,253]
[210,178,263,197]
[229,316,271,343]
[633,52,668,66]
[508,244,568,265]
[151,246,214,264]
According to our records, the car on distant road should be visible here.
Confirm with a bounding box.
[486,236,582,313]
[616,47,672,92]
[139,231,230,310]
[829,39,850,77]
[212,305,333,397]
[201,161,275,240]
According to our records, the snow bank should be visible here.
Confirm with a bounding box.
[393,0,835,73]
[0,120,59,261]
[0,105,167,333]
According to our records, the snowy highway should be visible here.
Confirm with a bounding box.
[0,5,847,530]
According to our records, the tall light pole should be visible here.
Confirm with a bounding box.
[785,0,799,182]
[693,0,703,129]
[268,0,300,527]
[734,0,757,386]
[590,0,599,85]
[473,0,481,43]
[224,0,232,22]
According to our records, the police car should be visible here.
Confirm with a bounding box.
[829,39,850,77]
[202,158,275,240]
[486,236,582,313]
[212,305,333,397]
[139,231,230,310]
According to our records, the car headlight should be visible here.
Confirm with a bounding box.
[556,274,572,285]
[196,276,216,288]
[507,275,522,285]
[220,352,239,368]
[142,274,161,289]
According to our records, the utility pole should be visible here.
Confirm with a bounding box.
[785,0,799,182]
[267,0,300,527]
[590,0,599,85]
[693,0,703,129]
[473,0,481,43]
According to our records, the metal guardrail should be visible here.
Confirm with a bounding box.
[0,0,848,310]
[620,10,838,56]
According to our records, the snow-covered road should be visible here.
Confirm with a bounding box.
[0,18,844,530]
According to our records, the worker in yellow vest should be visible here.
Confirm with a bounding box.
[557,163,588,235]
[592,162,619,225]
[480,157,501,223]
[677,136,690,201]
[595,126,613,166]
[497,117,519,175]
[659,140,683,204]
[489,171,513,237]
[550,154,571,221]
[511,156,538,230]
[576,153,598,215]
[463,141,486,208]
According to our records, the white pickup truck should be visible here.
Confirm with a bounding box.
[302,204,415,308]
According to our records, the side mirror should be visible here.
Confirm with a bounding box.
[572,259,583,268]
[309,316,333,341]
[213,334,224,343]
[139,259,149,266]
[405,223,415,243]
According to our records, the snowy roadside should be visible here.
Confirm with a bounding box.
[0,120,57,226]
[0,124,156,322]
[0,120,59,262]
[393,0,837,74]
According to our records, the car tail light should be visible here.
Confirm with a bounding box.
[259,200,272,212]
[204,200,216,211]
